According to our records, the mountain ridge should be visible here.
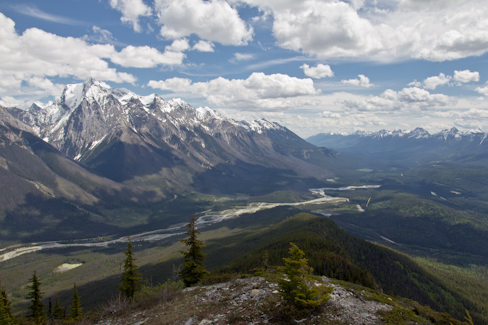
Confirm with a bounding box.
[7,79,336,188]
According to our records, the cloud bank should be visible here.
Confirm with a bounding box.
[148,72,319,109]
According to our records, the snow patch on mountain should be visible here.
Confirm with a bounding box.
[139,94,157,106]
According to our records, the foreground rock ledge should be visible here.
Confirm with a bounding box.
[97,276,396,325]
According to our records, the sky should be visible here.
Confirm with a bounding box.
[1,0,488,137]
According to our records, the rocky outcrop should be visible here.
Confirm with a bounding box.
[96,276,397,325]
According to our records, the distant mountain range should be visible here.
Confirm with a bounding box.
[0,78,342,239]
[307,127,488,164]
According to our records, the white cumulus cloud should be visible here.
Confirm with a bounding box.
[192,40,214,52]
[453,70,480,83]
[111,45,186,68]
[0,12,136,92]
[148,72,319,110]
[155,0,253,46]
[147,77,193,90]
[300,64,334,79]
[476,83,488,96]
[341,75,373,88]
[166,39,190,52]
[408,80,422,87]
[318,111,386,128]
[422,70,480,89]
[341,87,455,112]
[230,0,488,62]
[0,13,192,106]
[423,73,452,90]
[109,0,152,32]
[434,108,488,130]
[27,77,65,96]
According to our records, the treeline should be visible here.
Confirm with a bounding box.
[216,230,376,289]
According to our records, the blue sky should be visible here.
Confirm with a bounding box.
[1,0,488,137]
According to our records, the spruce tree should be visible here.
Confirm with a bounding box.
[118,237,142,300]
[52,293,64,321]
[278,242,331,309]
[26,270,45,324]
[69,284,82,322]
[0,279,17,325]
[179,215,209,286]
[47,298,52,325]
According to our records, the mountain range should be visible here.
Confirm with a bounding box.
[7,78,335,187]
[307,127,488,164]
[0,78,339,241]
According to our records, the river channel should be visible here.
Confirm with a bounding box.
[0,185,380,262]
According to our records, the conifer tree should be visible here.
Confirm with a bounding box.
[278,242,331,309]
[179,215,209,286]
[263,250,270,271]
[47,298,52,324]
[69,284,82,321]
[52,294,64,321]
[118,237,142,300]
[0,279,17,325]
[26,270,46,324]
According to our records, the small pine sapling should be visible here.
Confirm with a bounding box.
[278,242,332,309]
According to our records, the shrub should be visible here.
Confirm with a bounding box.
[133,281,184,309]
[199,273,238,286]
[98,294,130,316]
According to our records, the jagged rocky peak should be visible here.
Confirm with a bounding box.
[408,127,429,138]
[59,78,135,109]
[28,102,44,112]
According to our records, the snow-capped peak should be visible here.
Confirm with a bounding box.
[408,127,429,139]
[59,78,115,109]
[238,118,284,134]
[195,106,224,122]
[61,83,84,109]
